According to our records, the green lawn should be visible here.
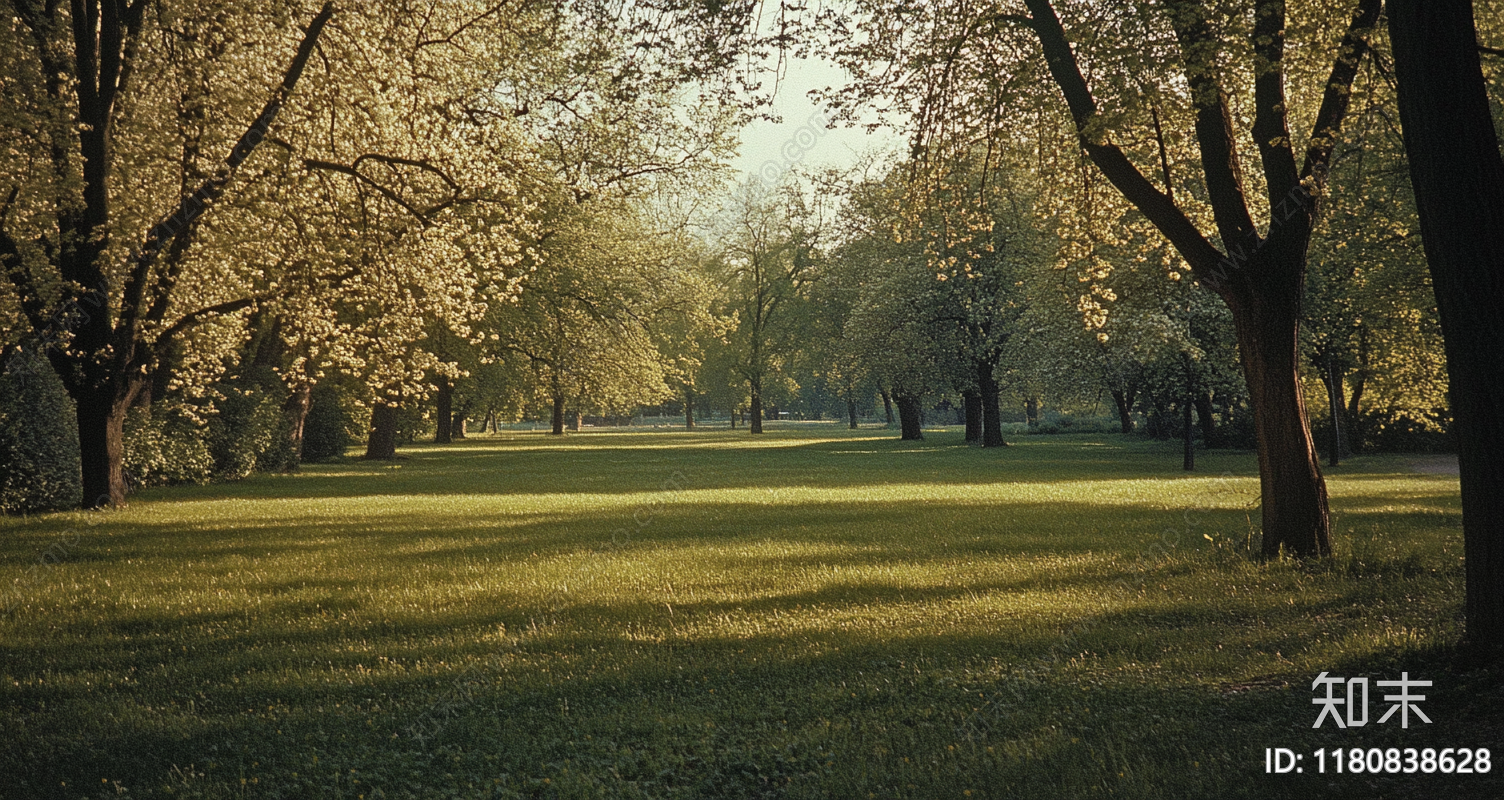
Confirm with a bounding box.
[2,425,1498,799]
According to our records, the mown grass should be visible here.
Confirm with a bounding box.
[1,424,1498,799]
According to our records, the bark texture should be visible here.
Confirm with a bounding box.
[963,390,982,441]
[1388,0,1504,658]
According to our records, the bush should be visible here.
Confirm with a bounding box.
[122,404,214,487]
[1211,411,1257,450]
[1031,413,1120,435]
[207,378,291,480]
[1359,409,1453,454]
[0,350,82,513]
[301,382,357,462]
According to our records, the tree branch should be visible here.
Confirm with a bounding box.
[1165,0,1258,248]
[115,1,335,360]
[1300,0,1383,184]
[154,296,259,345]
[302,153,464,223]
[1250,0,1300,215]
[1020,0,1224,274]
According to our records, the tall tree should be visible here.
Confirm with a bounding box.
[1387,0,1504,659]
[718,179,819,434]
[1021,0,1385,556]
[823,0,1382,554]
[0,1,335,507]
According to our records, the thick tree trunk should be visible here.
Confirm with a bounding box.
[1389,0,1504,659]
[1024,397,1040,428]
[880,390,895,426]
[750,379,764,434]
[894,392,924,440]
[847,398,859,429]
[365,402,397,460]
[451,412,467,439]
[434,378,453,444]
[77,389,129,508]
[550,394,565,435]
[684,387,696,429]
[978,363,1006,448]
[283,382,313,470]
[571,410,582,432]
[1111,389,1136,434]
[1229,296,1331,557]
[963,390,982,442]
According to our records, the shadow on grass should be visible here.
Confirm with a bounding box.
[0,432,1473,799]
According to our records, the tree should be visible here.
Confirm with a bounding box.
[488,196,703,434]
[1,1,335,506]
[1387,0,1504,657]
[717,179,820,434]
[824,0,1387,555]
[1024,0,1389,556]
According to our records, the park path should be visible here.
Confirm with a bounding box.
[1408,455,1460,475]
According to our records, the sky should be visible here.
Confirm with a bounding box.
[725,51,904,186]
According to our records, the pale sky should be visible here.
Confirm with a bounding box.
[727,52,904,186]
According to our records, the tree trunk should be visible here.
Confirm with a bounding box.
[550,394,565,435]
[1111,388,1136,434]
[963,390,982,442]
[451,412,467,439]
[685,387,696,429]
[1024,397,1040,428]
[77,389,129,508]
[22,4,335,510]
[1323,355,1344,467]
[571,410,582,432]
[978,363,1006,448]
[365,402,397,460]
[1388,0,1504,659]
[729,407,737,429]
[880,389,895,426]
[847,398,859,429]
[894,392,924,440]
[434,378,453,444]
[1347,325,1370,453]
[750,379,764,434]
[1183,398,1195,472]
[1228,296,1331,558]
[1194,392,1217,446]
[283,382,313,470]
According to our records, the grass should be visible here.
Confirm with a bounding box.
[1,423,1498,799]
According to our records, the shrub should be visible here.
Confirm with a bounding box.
[122,404,213,487]
[1359,409,1453,454]
[207,379,291,480]
[301,382,356,462]
[1031,413,1120,435]
[0,350,82,513]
